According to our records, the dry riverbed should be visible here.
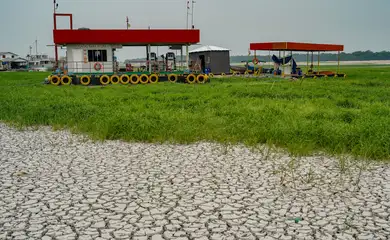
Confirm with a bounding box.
[0,123,389,240]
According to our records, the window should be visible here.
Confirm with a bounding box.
[88,50,107,62]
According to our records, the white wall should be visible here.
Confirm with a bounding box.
[66,45,115,74]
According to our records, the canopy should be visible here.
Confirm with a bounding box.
[250,42,344,52]
[53,29,200,46]
[189,45,230,53]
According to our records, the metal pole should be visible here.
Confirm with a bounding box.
[269,51,271,69]
[337,51,340,74]
[311,51,314,72]
[186,45,189,69]
[282,51,285,77]
[291,51,293,74]
[306,52,309,74]
[157,46,159,71]
[148,45,152,73]
[318,51,320,74]
[186,0,189,29]
[53,0,58,67]
[146,46,149,72]
[181,46,183,70]
[191,0,195,28]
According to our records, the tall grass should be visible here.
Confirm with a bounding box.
[0,66,389,160]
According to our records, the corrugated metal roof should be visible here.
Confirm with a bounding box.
[189,45,230,53]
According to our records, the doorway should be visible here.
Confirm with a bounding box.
[199,55,206,73]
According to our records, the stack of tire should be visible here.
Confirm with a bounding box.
[48,73,210,86]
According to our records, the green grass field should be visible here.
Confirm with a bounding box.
[1,65,389,160]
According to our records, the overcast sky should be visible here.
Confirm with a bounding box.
[1,0,389,60]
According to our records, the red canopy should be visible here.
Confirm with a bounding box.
[250,42,344,52]
[53,29,200,46]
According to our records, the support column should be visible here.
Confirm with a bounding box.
[148,45,152,74]
[282,51,285,77]
[306,52,309,74]
[317,51,320,74]
[268,51,271,69]
[311,52,314,72]
[55,45,58,69]
[337,51,340,74]
[146,46,149,72]
[291,51,293,74]
[186,45,189,70]
[181,46,183,70]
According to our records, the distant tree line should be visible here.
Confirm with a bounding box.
[230,51,390,63]
[128,51,390,63]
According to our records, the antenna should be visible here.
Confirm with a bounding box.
[186,0,189,29]
[186,0,195,29]
[191,0,196,29]
[54,0,59,12]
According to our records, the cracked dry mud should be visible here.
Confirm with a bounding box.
[1,123,390,240]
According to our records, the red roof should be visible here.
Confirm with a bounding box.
[250,42,344,52]
[53,29,200,46]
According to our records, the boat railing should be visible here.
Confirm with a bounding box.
[58,60,186,74]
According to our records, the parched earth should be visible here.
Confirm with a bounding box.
[0,124,390,240]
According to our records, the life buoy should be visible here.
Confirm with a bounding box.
[94,62,103,71]
[252,57,259,65]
